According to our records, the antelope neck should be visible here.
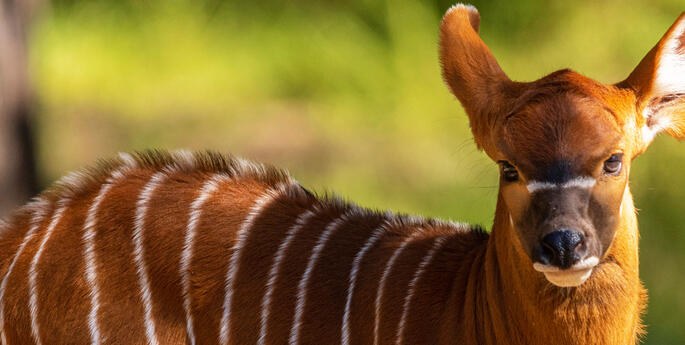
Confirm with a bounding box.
[452,189,644,344]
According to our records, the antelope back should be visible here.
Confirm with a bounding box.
[0,150,487,345]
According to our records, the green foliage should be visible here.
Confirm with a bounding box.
[30,0,684,342]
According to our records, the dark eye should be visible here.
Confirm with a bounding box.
[603,154,623,175]
[498,160,519,182]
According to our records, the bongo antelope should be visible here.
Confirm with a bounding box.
[1,4,684,345]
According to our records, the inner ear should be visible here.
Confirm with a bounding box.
[642,87,685,144]
[622,13,685,144]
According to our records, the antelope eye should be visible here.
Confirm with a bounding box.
[498,161,519,182]
[603,154,623,175]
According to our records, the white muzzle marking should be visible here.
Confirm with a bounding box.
[533,257,599,287]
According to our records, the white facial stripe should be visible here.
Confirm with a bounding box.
[526,176,596,193]
[619,184,629,217]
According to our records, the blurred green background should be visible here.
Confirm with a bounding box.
[25,0,685,342]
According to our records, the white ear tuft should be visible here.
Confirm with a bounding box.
[446,3,478,14]
[444,3,480,33]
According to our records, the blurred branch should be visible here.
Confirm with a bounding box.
[0,0,42,217]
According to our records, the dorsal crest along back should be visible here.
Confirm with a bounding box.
[38,150,297,205]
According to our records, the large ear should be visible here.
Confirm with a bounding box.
[439,4,513,153]
[623,12,685,145]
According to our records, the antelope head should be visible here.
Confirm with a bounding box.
[439,4,685,287]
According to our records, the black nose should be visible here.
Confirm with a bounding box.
[538,230,584,269]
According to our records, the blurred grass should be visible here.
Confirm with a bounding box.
[29,0,684,342]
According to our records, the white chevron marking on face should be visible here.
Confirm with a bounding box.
[527,176,596,194]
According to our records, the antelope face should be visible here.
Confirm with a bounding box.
[439,5,685,287]
[494,84,630,287]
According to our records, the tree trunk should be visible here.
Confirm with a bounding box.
[0,0,41,218]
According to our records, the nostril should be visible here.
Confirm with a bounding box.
[540,230,584,268]
[538,241,555,266]
[542,230,583,252]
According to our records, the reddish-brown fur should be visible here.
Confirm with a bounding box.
[0,151,487,345]
[1,4,684,345]
[437,4,684,344]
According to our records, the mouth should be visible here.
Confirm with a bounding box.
[532,257,599,287]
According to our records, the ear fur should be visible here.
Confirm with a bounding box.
[623,12,685,144]
[439,4,513,153]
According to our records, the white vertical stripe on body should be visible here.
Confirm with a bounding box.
[181,174,228,345]
[373,231,422,345]
[395,236,448,345]
[83,175,123,345]
[132,171,168,345]
[341,222,388,345]
[28,200,69,345]
[0,199,49,345]
[219,187,284,345]
[258,209,317,345]
[289,212,351,345]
